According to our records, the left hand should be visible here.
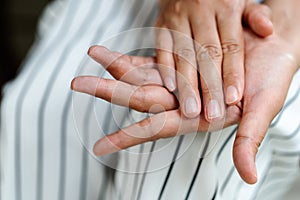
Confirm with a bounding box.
[231,29,298,184]
[72,28,298,184]
[72,45,242,154]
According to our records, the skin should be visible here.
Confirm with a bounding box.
[71,1,300,184]
[156,0,273,121]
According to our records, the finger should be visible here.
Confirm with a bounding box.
[217,12,244,105]
[156,28,177,91]
[233,93,279,184]
[191,14,224,121]
[88,45,155,67]
[88,45,162,85]
[243,3,273,37]
[71,76,178,113]
[93,106,242,156]
[170,21,201,118]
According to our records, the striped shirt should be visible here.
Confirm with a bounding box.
[1,0,300,199]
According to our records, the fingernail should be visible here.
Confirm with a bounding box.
[164,76,176,91]
[207,100,221,120]
[185,97,199,117]
[226,85,239,104]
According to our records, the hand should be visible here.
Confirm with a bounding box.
[232,29,298,184]
[71,2,299,184]
[71,30,298,184]
[71,45,242,155]
[156,0,273,121]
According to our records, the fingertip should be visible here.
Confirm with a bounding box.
[164,76,177,92]
[87,45,99,56]
[233,145,258,184]
[205,99,224,122]
[225,85,241,105]
[70,77,77,90]
[255,16,273,37]
[70,76,98,95]
[248,11,273,37]
[93,140,104,156]
[88,45,110,59]
[93,137,120,157]
[182,96,201,118]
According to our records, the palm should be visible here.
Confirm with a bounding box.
[233,29,298,183]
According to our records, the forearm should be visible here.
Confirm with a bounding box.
[265,0,300,66]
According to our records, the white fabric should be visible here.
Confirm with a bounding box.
[1,0,300,200]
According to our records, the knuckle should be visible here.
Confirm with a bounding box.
[222,41,241,54]
[221,0,243,12]
[174,48,195,63]
[112,57,125,67]
[223,71,241,81]
[137,68,152,85]
[201,85,223,96]
[164,1,184,18]
[196,44,222,61]
[173,1,182,15]
[234,135,261,153]
[139,117,158,138]
[134,87,149,112]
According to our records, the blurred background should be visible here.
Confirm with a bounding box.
[0,0,52,96]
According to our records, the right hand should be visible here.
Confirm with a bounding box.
[156,0,273,121]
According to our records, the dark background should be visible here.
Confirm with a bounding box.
[0,0,52,94]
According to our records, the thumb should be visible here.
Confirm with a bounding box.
[243,2,273,37]
[233,94,278,184]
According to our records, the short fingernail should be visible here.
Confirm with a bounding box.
[226,85,239,104]
[164,76,176,91]
[185,97,199,117]
[207,100,221,120]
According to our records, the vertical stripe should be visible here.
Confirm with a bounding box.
[211,184,217,200]
[250,161,272,200]
[215,126,237,163]
[13,1,79,200]
[35,0,101,199]
[220,167,235,194]
[136,141,157,200]
[58,93,72,200]
[185,133,211,200]
[97,107,117,200]
[73,1,158,199]
[233,182,243,200]
[130,144,145,200]
[115,110,134,200]
[270,85,300,128]
[78,97,99,200]
[158,135,184,200]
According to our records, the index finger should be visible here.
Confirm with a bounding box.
[93,105,242,156]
